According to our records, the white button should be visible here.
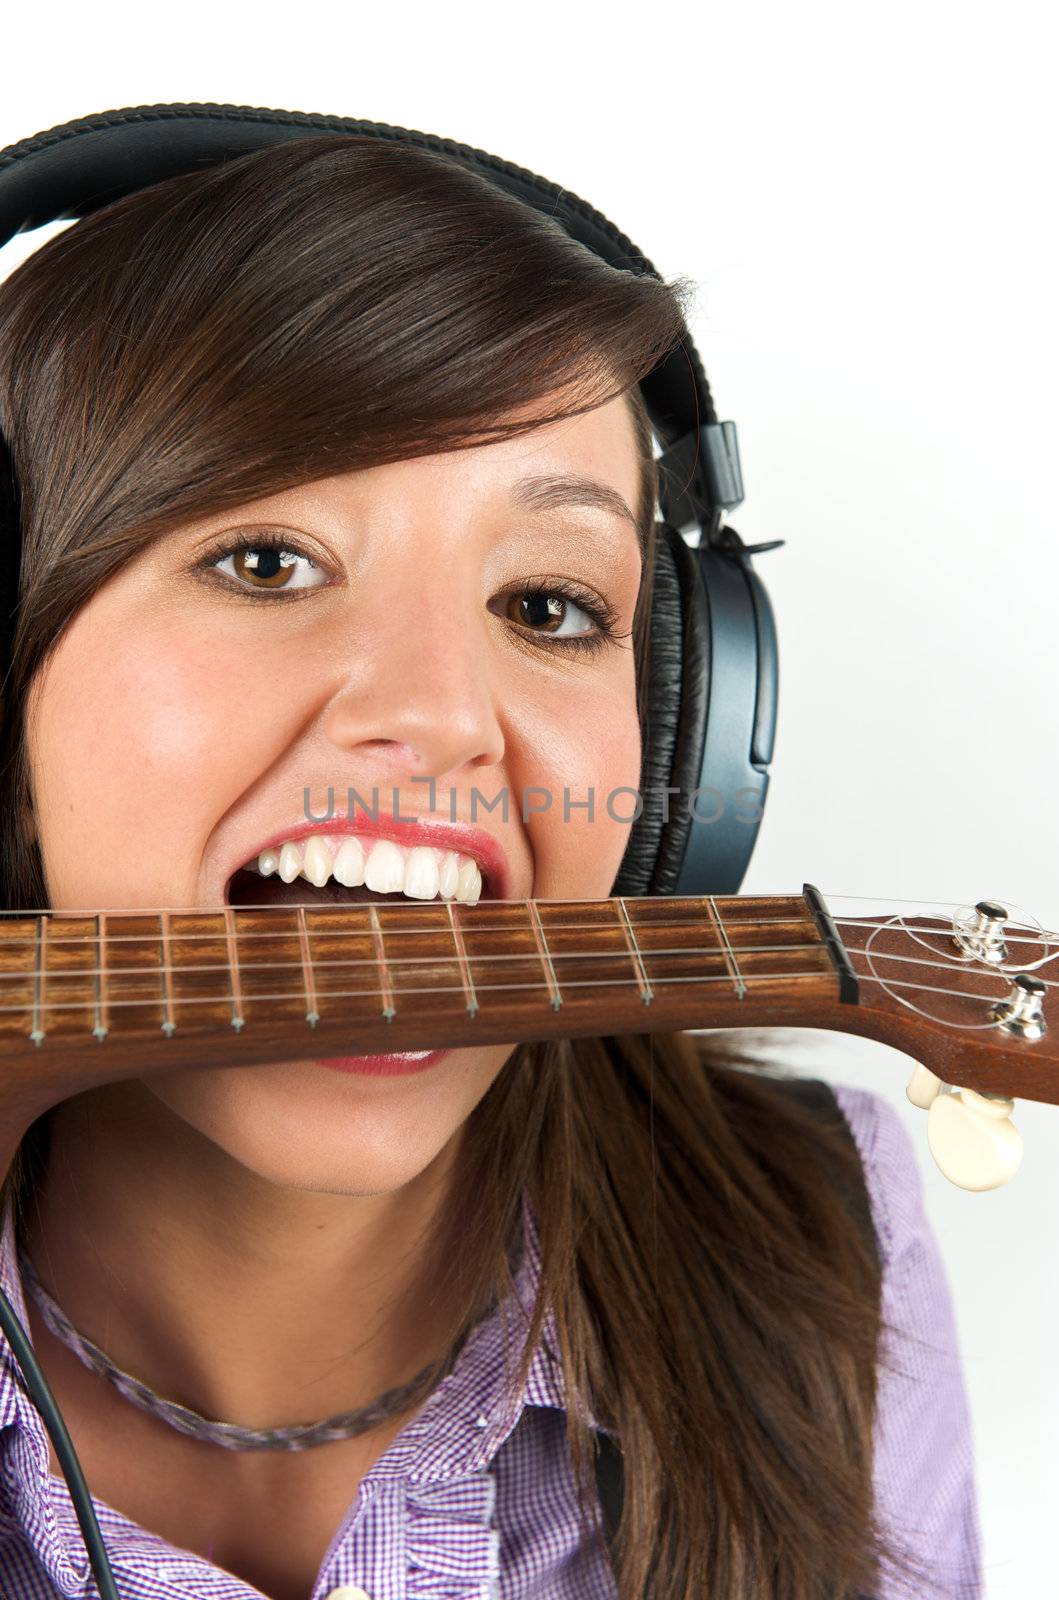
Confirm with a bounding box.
[324,1588,371,1600]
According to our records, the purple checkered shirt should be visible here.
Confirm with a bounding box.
[0,1085,982,1599]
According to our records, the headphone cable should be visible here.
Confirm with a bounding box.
[0,1280,121,1600]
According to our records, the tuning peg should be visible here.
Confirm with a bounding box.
[926,1086,1023,1191]
[906,1062,944,1109]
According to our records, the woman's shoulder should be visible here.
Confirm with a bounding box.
[763,1075,983,1596]
[825,1080,930,1276]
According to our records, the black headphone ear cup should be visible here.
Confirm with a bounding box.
[611,521,710,897]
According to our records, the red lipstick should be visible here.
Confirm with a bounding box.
[315,1048,450,1076]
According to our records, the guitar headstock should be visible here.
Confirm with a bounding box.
[816,893,1057,1191]
[828,895,1057,1105]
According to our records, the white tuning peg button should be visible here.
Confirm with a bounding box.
[906,1063,944,1109]
[927,1087,1023,1192]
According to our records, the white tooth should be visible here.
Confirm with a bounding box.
[455,858,481,905]
[258,848,279,877]
[438,850,460,898]
[364,838,406,893]
[332,836,366,887]
[404,846,440,900]
[278,841,304,884]
[302,835,333,888]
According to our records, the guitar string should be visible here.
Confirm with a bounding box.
[0,938,1054,987]
[859,917,1037,1033]
[0,906,1054,946]
[0,968,1045,1016]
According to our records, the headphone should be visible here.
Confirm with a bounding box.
[0,102,785,1598]
[0,100,784,902]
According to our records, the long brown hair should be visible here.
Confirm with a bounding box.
[0,135,916,1598]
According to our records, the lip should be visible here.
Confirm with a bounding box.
[224,811,511,901]
[315,1048,451,1076]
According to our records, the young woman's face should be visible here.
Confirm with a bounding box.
[23,392,645,1197]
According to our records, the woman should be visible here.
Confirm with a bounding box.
[0,132,980,1600]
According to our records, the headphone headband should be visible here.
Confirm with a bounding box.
[0,100,735,523]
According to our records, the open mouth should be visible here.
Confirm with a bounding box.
[223,836,496,909]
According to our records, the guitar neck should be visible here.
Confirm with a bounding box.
[2,885,1056,1106]
[0,888,850,1072]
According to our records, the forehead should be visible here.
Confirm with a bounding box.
[184,390,644,539]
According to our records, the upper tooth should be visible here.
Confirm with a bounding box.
[332,836,366,887]
[438,850,460,898]
[278,841,304,884]
[364,838,406,894]
[404,846,440,899]
[246,834,489,903]
[302,835,333,888]
[456,858,482,905]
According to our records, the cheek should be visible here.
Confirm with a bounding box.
[507,661,642,899]
[25,607,286,905]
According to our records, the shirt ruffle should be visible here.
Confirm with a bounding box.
[405,1467,501,1599]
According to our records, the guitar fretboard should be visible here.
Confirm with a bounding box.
[0,892,843,1063]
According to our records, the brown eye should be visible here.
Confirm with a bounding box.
[501,589,595,638]
[211,542,327,594]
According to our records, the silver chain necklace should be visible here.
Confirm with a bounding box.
[15,1229,520,1452]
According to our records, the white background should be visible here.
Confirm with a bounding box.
[1,3,1055,1593]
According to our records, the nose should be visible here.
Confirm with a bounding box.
[318,577,506,784]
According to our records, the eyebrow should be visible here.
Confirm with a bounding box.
[509,473,639,532]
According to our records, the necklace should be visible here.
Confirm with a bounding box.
[14,1227,521,1452]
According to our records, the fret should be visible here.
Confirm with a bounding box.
[631,896,831,988]
[158,912,177,1035]
[223,906,246,1030]
[527,900,562,1011]
[172,913,256,1030]
[620,898,733,993]
[93,913,108,1041]
[446,901,479,1017]
[534,900,646,1010]
[30,915,46,1046]
[616,897,654,1005]
[706,896,747,999]
[102,914,170,1037]
[368,903,396,1020]
[0,916,42,1046]
[218,909,319,1028]
[297,907,320,1027]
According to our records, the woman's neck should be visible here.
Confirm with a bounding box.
[17,1082,467,1432]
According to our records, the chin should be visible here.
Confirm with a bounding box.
[140,1059,471,1200]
